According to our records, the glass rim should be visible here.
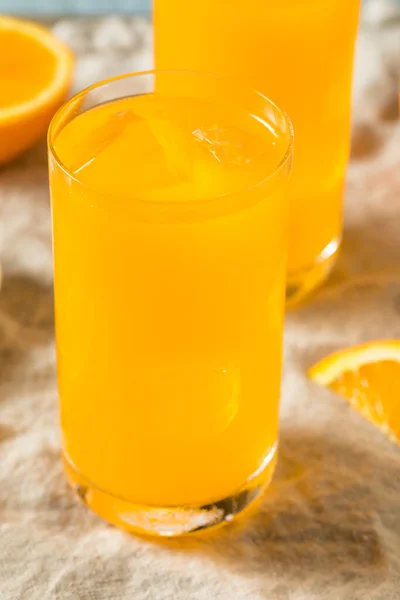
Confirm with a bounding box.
[48,69,294,207]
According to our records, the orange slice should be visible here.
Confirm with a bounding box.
[308,340,400,444]
[0,16,73,165]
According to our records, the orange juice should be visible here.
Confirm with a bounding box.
[155,0,361,302]
[48,71,293,536]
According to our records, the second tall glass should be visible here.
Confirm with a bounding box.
[155,0,361,303]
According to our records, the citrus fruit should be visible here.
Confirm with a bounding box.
[308,340,400,444]
[0,16,73,165]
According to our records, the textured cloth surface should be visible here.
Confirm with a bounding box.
[1,16,400,600]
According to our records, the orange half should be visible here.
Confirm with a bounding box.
[308,340,400,444]
[0,16,73,164]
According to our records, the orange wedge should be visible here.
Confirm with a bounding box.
[308,340,400,444]
[0,16,73,165]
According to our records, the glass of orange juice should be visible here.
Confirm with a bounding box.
[48,70,293,537]
[155,0,361,304]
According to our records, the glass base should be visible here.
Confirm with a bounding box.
[286,237,340,308]
[63,445,277,538]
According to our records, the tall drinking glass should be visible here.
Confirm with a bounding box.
[48,70,293,536]
[155,1,361,304]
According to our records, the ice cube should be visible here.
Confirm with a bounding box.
[55,97,198,199]
[191,125,262,167]
[130,95,193,179]
[55,108,135,175]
